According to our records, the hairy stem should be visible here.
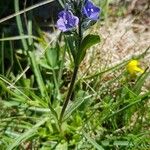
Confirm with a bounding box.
[59,9,83,124]
[59,66,79,123]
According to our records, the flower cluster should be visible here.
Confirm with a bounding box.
[56,0,101,32]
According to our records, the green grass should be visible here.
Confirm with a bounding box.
[0,0,150,149]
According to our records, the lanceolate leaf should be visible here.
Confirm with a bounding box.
[77,34,100,65]
[81,34,100,53]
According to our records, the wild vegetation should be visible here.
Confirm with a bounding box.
[0,0,150,149]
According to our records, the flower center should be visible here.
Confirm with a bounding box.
[64,19,68,25]
[91,8,94,12]
[87,8,94,12]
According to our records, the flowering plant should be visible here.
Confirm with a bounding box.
[56,0,101,123]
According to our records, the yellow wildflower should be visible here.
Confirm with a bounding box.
[127,60,144,75]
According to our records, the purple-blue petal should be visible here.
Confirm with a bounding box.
[56,10,79,32]
[82,0,101,20]
[56,18,68,32]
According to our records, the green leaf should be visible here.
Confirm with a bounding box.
[39,58,52,70]
[46,47,58,68]
[66,35,77,60]
[7,117,49,150]
[81,34,100,52]
[77,34,100,65]
[29,51,48,99]
[134,70,150,95]
[55,142,68,150]
[63,94,87,121]
[83,131,104,150]
[14,0,28,51]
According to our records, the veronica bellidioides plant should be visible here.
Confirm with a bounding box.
[56,0,101,123]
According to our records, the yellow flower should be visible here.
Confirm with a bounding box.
[126,60,144,75]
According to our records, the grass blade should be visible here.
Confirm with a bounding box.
[0,35,38,41]
[14,0,28,51]
[28,51,48,100]
[0,0,54,24]
[83,131,104,150]
[7,117,49,150]
[63,94,92,121]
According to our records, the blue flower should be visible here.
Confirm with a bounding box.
[56,10,79,32]
[82,0,101,20]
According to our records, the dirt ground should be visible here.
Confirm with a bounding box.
[80,0,150,89]
[81,0,149,69]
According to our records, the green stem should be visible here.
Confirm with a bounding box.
[59,11,83,123]
[59,66,79,123]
